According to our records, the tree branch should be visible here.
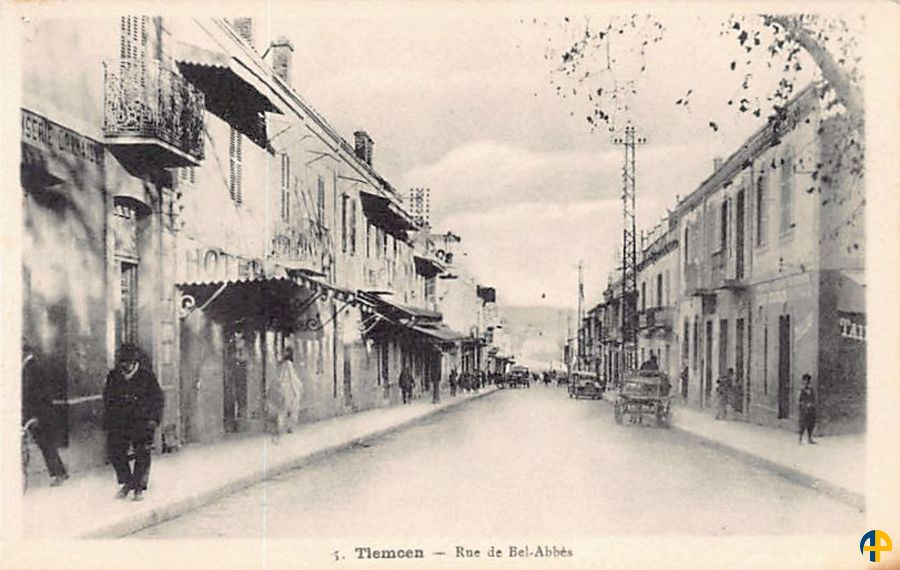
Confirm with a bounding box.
[770,15,864,123]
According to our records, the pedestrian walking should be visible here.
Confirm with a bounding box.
[102,344,164,501]
[798,374,817,444]
[449,369,458,397]
[724,368,737,413]
[22,344,68,487]
[399,365,414,404]
[680,364,689,401]
[267,347,302,442]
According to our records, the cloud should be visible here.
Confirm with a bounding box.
[402,141,622,217]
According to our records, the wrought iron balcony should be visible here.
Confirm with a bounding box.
[639,306,674,332]
[103,59,205,167]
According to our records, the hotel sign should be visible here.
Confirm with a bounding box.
[21,109,104,166]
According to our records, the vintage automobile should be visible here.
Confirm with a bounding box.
[568,371,603,399]
[506,365,531,388]
[613,370,673,427]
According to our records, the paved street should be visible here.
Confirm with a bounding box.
[133,386,860,538]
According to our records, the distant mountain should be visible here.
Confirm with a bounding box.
[497,305,575,371]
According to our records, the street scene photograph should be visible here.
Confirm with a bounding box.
[2,1,898,569]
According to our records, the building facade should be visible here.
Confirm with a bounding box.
[20,15,506,475]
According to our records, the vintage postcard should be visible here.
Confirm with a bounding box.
[1,1,898,569]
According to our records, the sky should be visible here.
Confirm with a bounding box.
[256,3,819,314]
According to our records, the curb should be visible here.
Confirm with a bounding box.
[84,388,498,538]
[600,392,864,511]
[669,425,865,512]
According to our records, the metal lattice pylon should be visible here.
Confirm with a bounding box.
[612,125,646,372]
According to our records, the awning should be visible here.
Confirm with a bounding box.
[359,190,417,237]
[357,291,442,323]
[175,42,284,115]
[837,269,865,314]
[410,322,466,344]
[414,254,444,277]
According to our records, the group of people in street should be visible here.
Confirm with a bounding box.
[399,366,495,405]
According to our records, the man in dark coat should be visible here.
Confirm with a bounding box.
[398,365,414,404]
[103,344,164,501]
[449,369,458,397]
[22,344,68,486]
[798,374,817,444]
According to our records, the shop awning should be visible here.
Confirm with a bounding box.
[837,269,866,314]
[410,322,466,344]
[359,190,417,237]
[357,291,442,323]
[414,254,445,277]
[175,42,284,115]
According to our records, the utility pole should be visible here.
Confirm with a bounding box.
[576,261,584,372]
[612,124,647,374]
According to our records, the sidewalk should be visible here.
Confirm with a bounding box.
[604,391,865,510]
[21,387,497,539]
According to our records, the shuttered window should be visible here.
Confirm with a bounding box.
[756,170,768,247]
[229,127,242,204]
[341,194,349,253]
[119,16,147,60]
[317,175,326,227]
[350,199,357,255]
[779,149,794,234]
[280,153,290,222]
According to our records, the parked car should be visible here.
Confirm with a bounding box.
[568,371,603,399]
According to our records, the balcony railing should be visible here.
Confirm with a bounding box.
[103,59,205,166]
[639,306,674,331]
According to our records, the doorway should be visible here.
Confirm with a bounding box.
[223,325,248,433]
[704,320,713,406]
[777,315,791,419]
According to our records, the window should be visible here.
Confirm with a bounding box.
[229,127,243,204]
[350,199,357,255]
[756,170,768,247]
[341,194,349,253]
[641,282,647,312]
[683,225,690,269]
[656,274,663,308]
[720,200,728,252]
[119,16,147,60]
[280,153,290,222]
[366,222,372,258]
[119,262,138,345]
[779,150,794,234]
[665,270,670,305]
[316,175,326,226]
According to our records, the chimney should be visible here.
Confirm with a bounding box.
[230,18,254,48]
[269,36,294,85]
[354,131,374,166]
[713,157,724,172]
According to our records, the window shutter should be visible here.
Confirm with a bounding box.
[120,16,147,61]
[281,153,290,222]
[229,127,242,204]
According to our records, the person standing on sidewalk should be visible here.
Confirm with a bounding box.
[102,344,163,501]
[449,368,458,397]
[22,344,68,487]
[432,368,441,404]
[399,364,414,404]
[798,374,817,444]
[715,375,729,420]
